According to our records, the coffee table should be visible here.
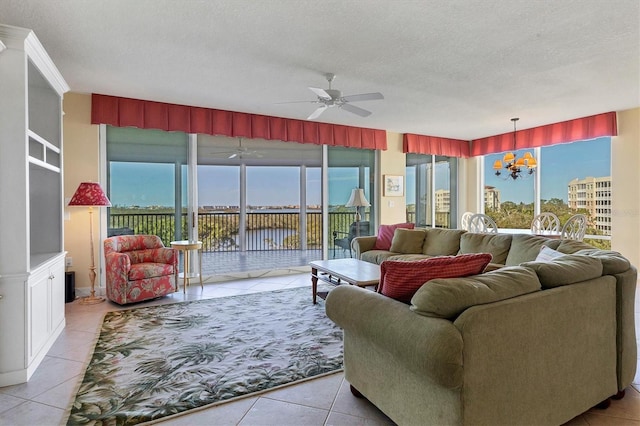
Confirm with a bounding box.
[309,258,380,304]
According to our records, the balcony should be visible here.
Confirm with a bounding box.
[108,211,366,276]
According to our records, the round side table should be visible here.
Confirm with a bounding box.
[170,240,203,293]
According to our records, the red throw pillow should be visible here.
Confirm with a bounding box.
[378,253,493,303]
[374,223,415,250]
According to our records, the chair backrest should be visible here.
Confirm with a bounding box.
[561,214,587,241]
[104,235,165,255]
[348,221,370,240]
[531,212,561,234]
[460,211,474,231]
[468,213,498,234]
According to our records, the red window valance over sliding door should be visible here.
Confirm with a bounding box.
[471,112,617,156]
[403,134,471,158]
[91,94,387,150]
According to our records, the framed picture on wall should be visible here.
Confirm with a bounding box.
[383,175,404,196]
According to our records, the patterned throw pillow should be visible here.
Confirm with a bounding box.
[374,223,415,250]
[378,253,493,303]
[535,245,565,262]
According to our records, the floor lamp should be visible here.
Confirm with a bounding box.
[68,182,112,305]
[345,188,370,238]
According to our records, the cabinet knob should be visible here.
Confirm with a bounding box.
[0,295,3,300]
[49,274,55,280]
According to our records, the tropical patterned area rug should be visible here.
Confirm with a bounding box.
[66,285,342,425]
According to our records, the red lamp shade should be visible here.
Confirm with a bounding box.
[68,182,112,207]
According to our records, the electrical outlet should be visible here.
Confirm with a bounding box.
[65,257,73,267]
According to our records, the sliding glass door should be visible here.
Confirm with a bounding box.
[106,126,188,244]
[327,146,376,258]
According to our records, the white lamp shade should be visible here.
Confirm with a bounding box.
[345,188,370,207]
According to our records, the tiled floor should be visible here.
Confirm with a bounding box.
[1,272,640,425]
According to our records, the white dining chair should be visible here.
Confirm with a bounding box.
[468,213,498,234]
[531,212,561,235]
[560,214,587,241]
[460,211,474,231]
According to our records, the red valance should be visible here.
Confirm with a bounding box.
[91,94,387,150]
[471,112,617,156]
[403,134,471,158]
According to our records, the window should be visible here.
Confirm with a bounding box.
[106,126,188,244]
[483,137,611,247]
[328,146,376,258]
[483,149,535,229]
[406,154,458,228]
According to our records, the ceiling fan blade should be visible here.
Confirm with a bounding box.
[342,92,384,102]
[340,103,372,117]
[308,87,331,100]
[307,106,327,120]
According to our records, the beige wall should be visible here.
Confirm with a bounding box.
[379,132,407,224]
[62,96,640,290]
[612,107,640,267]
[63,93,101,292]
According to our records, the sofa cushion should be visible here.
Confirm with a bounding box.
[574,249,631,275]
[504,234,562,266]
[410,266,541,319]
[374,223,415,250]
[378,253,492,304]
[459,233,512,265]
[534,245,565,262]
[521,254,603,288]
[422,228,467,256]
[361,250,399,265]
[389,228,426,254]
[556,239,594,254]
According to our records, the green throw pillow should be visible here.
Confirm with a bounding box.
[389,228,426,254]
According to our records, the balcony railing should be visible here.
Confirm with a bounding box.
[109,211,366,252]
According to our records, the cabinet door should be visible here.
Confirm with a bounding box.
[28,268,50,361]
[50,260,65,331]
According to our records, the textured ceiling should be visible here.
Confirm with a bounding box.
[1,0,639,140]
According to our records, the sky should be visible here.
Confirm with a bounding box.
[109,137,610,208]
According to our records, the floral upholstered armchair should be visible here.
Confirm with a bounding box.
[104,235,178,304]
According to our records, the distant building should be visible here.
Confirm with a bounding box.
[567,176,611,235]
[484,186,501,211]
[435,189,450,212]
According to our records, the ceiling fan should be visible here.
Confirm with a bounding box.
[204,138,263,159]
[281,73,384,120]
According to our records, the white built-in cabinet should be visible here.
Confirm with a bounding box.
[0,24,69,386]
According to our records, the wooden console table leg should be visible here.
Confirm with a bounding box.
[312,267,318,304]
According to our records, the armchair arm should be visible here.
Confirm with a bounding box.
[105,252,131,287]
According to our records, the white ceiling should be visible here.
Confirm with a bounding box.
[2,0,639,140]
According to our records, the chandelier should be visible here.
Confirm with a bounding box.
[492,117,537,180]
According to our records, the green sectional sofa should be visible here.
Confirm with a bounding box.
[326,228,637,425]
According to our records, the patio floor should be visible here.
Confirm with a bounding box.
[197,247,353,283]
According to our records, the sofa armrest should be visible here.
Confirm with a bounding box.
[351,236,378,259]
[325,285,463,389]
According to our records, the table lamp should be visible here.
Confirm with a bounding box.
[68,182,112,304]
[345,188,370,238]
